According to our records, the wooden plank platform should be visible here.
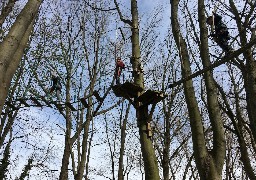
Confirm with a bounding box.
[65,102,77,111]
[137,90,166,106]
[80,98,88,108]
[30,97,43,107]
[112,82,144,99]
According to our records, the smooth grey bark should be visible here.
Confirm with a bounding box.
[171,0,226,179]
[118,103,131,180]
[130,1,160,179]
[0,0,42,117]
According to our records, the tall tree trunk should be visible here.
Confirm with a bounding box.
[118,103,131,180]
[162,109,170,180]
[0,0,42,115]
[229,0,256,143]
[197,0,226,177]
[0,0,18,27]
[130,1,160,179]
[217,76,256,179]
[75,18,101,179]
[59,76,72,180]
[75,114,91,180]
[171,0,225,179]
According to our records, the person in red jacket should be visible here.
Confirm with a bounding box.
[115,57,125,85]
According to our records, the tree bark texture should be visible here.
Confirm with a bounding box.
[59,76,72,180]
[130,0,160,179]
[198,0,226,177]
[0,0,42,115]
[171,0,226,179]
[229,0,256,144]
[118,103,131,180]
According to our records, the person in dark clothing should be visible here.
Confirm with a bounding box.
[50,70,61,102]
[207,13,232,53]
[115,57,125,85]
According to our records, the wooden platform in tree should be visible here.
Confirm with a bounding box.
[112,82,144,99]
[137,90,166,106]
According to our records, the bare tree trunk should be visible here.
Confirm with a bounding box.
[217,75,256,179]
[171,0,225,179]
[198,0,226,176]
[118,103,131,180]
[59,76,72,180]
[0,0,18,27]
[130,1,160,179]
[114,0,160,178]
[0,0,42,115]
[229,0,256,143]
[162,108,170,180]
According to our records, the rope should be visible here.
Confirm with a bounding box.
[168,36,256,89]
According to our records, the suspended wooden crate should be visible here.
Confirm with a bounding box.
[112,82,143,99]
[65,102,77,111]
[80,98,88,108]
[137,90,166,106]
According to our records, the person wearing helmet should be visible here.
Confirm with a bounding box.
[115,57,125,85]
[207,13,232,53]
[50,70,62,102]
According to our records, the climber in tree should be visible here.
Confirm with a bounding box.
[50,70,61,102]
[207,13,232,53]
[115,57,125,85]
